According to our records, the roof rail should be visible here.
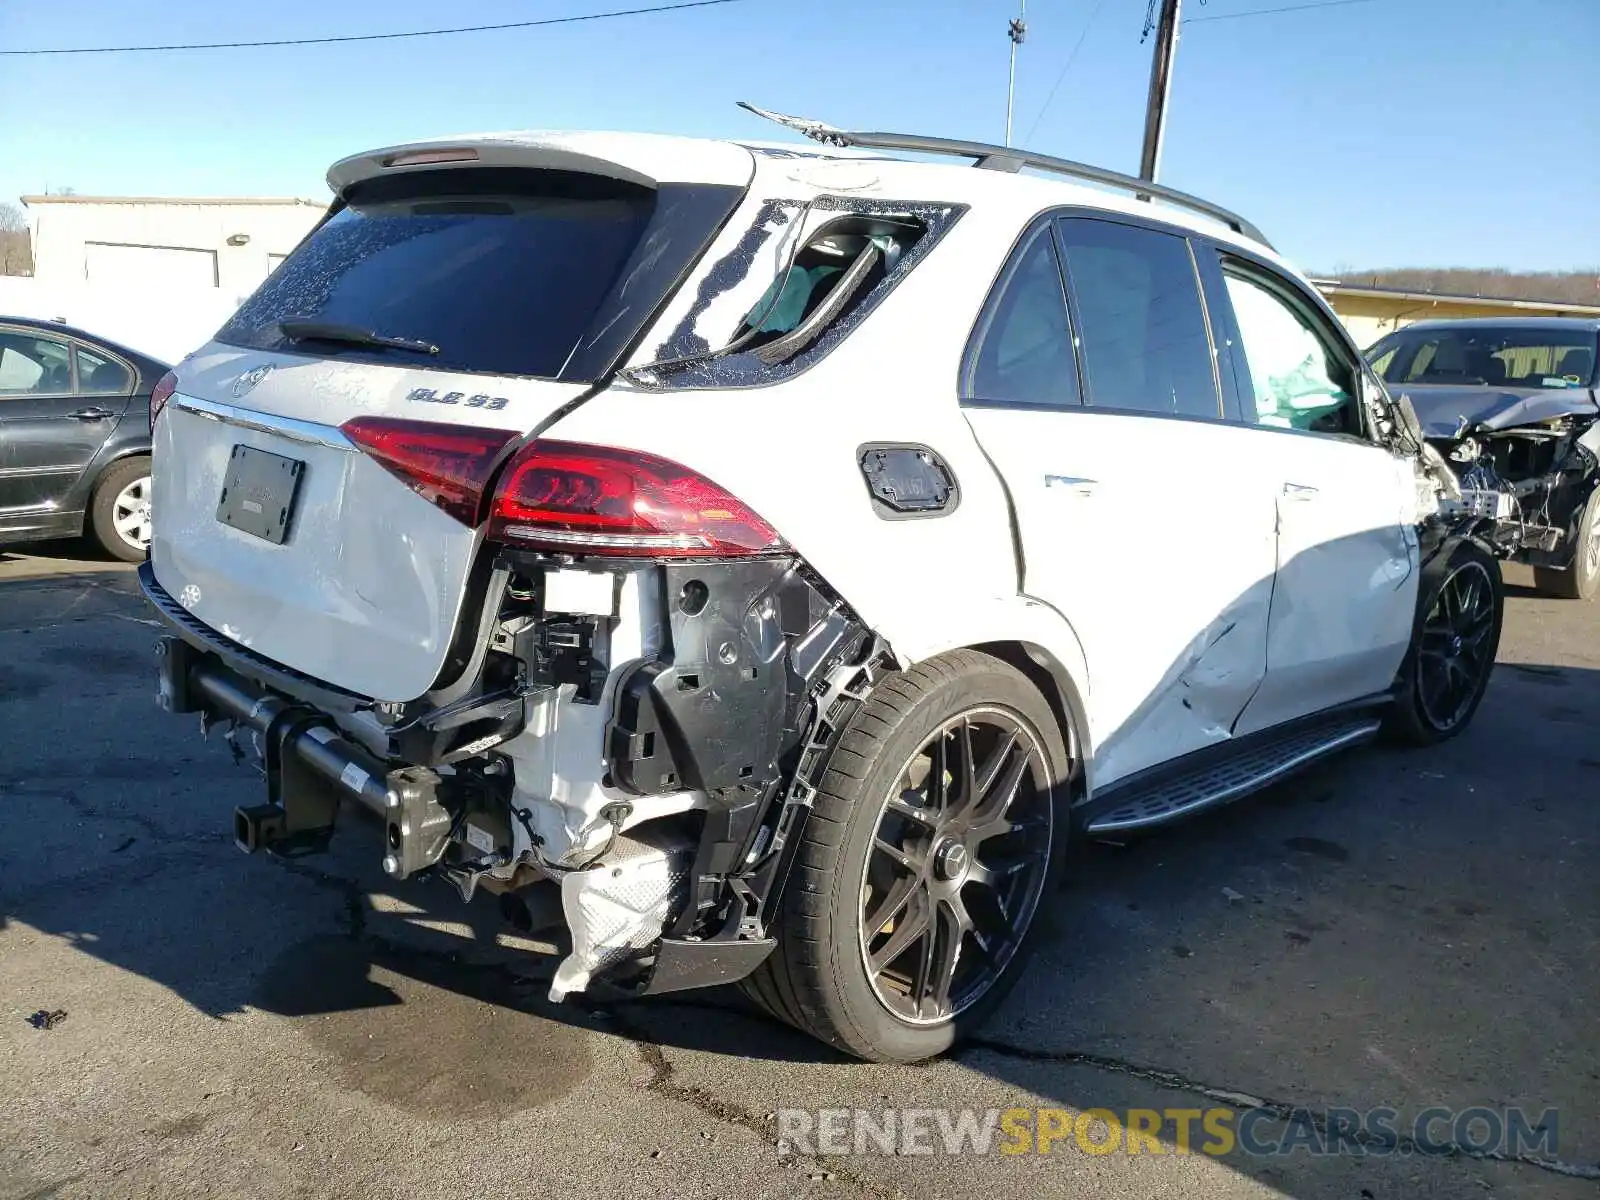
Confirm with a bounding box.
[737,102,1271,249]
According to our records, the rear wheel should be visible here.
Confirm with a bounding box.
[1385,538,1503,745]
[1532,492,1599,601]
[89,457,153,563]
[743,650,1070,1062]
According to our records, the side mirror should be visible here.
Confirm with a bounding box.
[1393,389,1426,446]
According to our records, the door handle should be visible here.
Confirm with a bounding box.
[1045,474,1098,496]
[1282,482,1319,501]
[67,407,117,421]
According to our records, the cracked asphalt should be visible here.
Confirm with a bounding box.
[1,543,1596,1199]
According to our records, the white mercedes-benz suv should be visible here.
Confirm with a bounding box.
[141,107,1504,1062]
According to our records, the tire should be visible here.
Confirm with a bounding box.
[1384,538,1503,746]
[742,650,1072,1062]
[89,457,152,563]
[1532,492,1599,601]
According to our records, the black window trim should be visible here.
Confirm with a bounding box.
[1209,246,1376,445]
[957,213,1085,412]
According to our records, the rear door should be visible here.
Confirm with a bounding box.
[1208,254,1418,734]
[0,326,130,514]
[150,144,751,702]
[961,214,1279,789]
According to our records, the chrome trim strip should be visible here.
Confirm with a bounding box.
[0,500,62,515]
[171,393,353,452]
[1085,720,1382,834]
[0,465,78,478]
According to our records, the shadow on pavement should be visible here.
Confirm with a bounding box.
[3,568,1596,1196]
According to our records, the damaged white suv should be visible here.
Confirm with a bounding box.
[142,107,1503,1062]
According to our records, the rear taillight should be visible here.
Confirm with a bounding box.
[341,417,516,525]
[488,440,786,558]
[149,371,177,428]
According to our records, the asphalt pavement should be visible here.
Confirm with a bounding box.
[1,540,1595,1199]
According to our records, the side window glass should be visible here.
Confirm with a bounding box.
[963,227,1080,409]
[1055,218,1219,420]
[75,346,133,395]
[0,333,73,396]
[0,345,44,395]
[1222,270,1358,436]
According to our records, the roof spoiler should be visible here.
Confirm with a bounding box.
[737,102,1271,250]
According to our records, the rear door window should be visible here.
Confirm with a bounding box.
[219,169,669,380]
[0,331,73,396]
[962,226,1081,409]
[75,346,134,395]
[1054,217,1221,420]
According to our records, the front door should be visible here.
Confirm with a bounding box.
[1207,263,1419,735]
[960,216,1279,789]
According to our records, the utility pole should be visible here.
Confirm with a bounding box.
[1005,2,1027,147]
[1138,0,1181,182]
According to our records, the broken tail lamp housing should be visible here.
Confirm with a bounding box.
[340,418,786,558]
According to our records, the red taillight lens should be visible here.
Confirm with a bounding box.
[341,417,516,525]
[488,440,786,558]
[149,371,177,428]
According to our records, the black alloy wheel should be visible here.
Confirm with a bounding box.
[1415,557,1498,733]
[859,708,1055,1024]
[742,649,1071,1062]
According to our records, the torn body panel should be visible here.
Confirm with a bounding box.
[391,551,876,997]
[1405,383,1600,570]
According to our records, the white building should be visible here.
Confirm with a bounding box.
[6,194,326,362]
[23,194,324,298]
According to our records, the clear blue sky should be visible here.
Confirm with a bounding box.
[1,0,1596,272]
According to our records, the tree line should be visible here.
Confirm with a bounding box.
[0,202,33,276]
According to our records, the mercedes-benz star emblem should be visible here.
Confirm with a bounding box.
[232,364,274,398]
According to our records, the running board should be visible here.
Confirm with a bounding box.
[1084,717,1383,835]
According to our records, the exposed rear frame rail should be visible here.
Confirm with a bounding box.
[736,102,1271,249]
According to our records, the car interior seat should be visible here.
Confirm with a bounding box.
[88,361,130,393]
[1555,348,1594,381]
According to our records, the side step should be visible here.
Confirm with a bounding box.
[1084,717,1383,835]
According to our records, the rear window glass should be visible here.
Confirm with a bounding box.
[217,169,655,379]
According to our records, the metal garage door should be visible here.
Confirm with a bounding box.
[84,242,219,288]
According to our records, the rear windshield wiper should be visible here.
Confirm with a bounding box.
[277,319,439,356]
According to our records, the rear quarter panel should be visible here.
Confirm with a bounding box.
[545,195,1095,742]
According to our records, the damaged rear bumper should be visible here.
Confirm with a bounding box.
[139,556,881,999]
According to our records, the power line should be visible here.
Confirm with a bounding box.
[1023,0,1114,145]
[1184,0,1380,24]
[0,0,750,57]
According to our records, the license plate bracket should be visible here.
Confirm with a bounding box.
[217,445,304,544]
